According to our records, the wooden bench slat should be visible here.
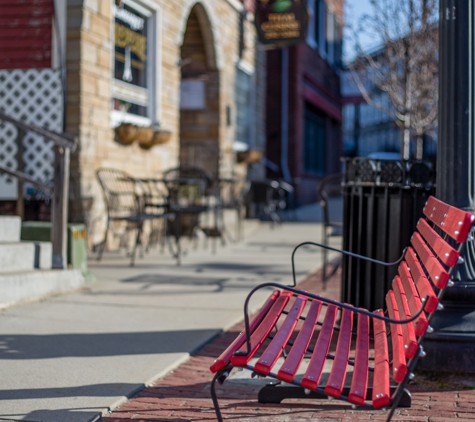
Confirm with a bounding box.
[231,291,293,367]
[324,308,354,398]
[276,299,322,383]
[301,305,338,390]
[398,262,428,336]
[254,295,308,375]
[411,232,450,289]
[405,248,439,313]
[386,291,408,383]
[416,218,460,267]
[372,310,390,409]
[210,290,281,373]
[348,314,370,405]
[392,276,418,359]
[423,196,474,243]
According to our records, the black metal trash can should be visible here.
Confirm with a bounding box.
[341,157,436,311]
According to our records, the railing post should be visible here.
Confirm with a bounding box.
[51,145,70,269]
[15,128,25,219]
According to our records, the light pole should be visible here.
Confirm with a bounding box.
[420,0,475,371]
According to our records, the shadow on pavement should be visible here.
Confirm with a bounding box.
[0,329,217,360]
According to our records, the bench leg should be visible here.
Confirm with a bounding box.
[210,367,231,422]
[258,383,412,408]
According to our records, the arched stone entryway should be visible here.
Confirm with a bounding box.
[179,3,220,179]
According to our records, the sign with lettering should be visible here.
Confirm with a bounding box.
[255,0,308,46]
[114,4,148,88]
[180,79,206,110]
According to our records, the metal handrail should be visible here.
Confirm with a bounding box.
[0,164,53,192]
[0,111,76,150]
[0,111,77,269]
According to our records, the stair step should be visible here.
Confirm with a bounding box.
[0,241,52,273]
[0,269,84,309]
[0,216,21,242]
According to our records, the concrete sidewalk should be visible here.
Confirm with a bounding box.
[0,216,339,422]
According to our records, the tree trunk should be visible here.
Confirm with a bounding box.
[416,134,423,160]
[401,115,411,160]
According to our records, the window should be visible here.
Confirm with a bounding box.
[235,67,252,146]
[317,0,326,58]
[306,0,317,48]
[325,6,334,64]
[304,104,326,174]
[306,0,325,52]
[111,1,156,126]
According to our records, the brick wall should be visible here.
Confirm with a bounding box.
[265,0,343,206]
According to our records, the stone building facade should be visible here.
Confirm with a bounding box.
[63,0,266,245]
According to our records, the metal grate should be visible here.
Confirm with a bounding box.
[0,69,63,199]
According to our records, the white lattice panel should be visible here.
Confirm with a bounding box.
[0,69,63,200]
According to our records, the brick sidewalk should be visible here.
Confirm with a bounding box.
[104,268,475,422]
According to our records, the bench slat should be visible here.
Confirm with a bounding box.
[398,262,428,336]
[348,314,370,405]
[411,232,449,289]
[386,291,408,383]
[301,305,338,390]
[324,308,354,398]
[254,295,308,375]
[231,291,292,367]
[210,290,281,373]
[417,218,460,267]
[392,276,418,359]
[276,299,322,383]
[372,310,390,409]
[405,248,438,313]
[423,196,474,243]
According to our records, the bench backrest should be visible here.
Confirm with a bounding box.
[385,196,474,381]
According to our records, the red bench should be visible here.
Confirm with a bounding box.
[209,196,475,421]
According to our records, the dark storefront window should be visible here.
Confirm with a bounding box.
[304,104,326,174]
[235,67,252,145]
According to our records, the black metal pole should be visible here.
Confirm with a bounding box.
[421,0,475,372]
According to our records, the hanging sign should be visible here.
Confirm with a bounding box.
[254,0,308,47]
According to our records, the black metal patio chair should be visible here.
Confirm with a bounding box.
[250,179,293,225]
[163,167,218,257]
[96,168,175,266]
[218,178,251,242]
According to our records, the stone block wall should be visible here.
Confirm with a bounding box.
[65,0,265,247]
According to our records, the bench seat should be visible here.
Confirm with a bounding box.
[209,196,475,422]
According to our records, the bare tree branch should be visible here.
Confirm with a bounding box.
[346,0,438,159]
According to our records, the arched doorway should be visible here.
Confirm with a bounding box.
[179,4,220,179]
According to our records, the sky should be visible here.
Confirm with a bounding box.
[343,0,381,63]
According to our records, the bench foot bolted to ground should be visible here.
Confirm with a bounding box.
[209,196,475,421]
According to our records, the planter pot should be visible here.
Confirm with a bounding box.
[135,126,154,143]
[237,149,263,164]
[115,123,137,145]
[140,129,172,150]
[152,129,172,145]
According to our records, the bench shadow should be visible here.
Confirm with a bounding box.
[0,329,217,360]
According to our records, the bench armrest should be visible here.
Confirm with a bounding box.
[291,241,406,287]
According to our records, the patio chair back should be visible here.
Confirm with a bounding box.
[96,168,141,218]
